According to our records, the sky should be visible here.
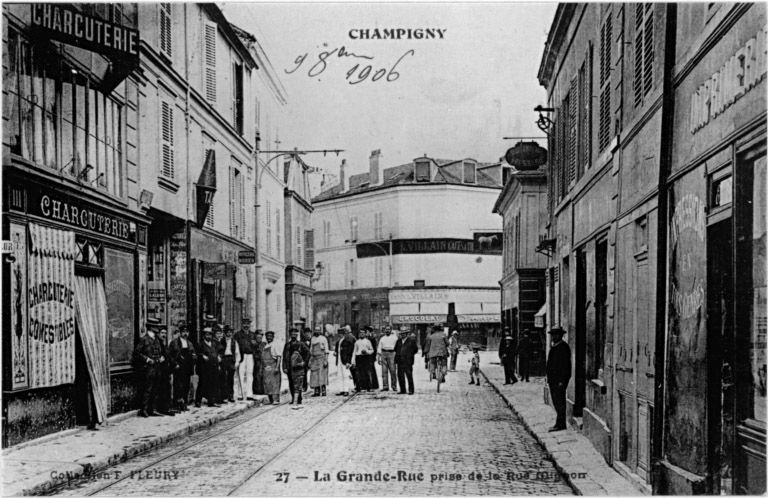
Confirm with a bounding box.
[222,2,557,185]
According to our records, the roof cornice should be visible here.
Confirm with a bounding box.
[537,3,577,89]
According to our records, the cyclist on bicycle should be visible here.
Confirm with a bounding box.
[423,325,450,387]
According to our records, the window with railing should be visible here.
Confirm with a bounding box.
[4,28,124,198]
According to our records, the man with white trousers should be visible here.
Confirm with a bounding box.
[377,326,399,391]
[234,317,256,400]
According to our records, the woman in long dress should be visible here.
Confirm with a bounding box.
[261,331,282,404]
[309,329,330,396]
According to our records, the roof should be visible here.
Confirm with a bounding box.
[312,158,502,203]
[537,4,577,89]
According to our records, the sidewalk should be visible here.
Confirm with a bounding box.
[478,352,641,496]
[2,367,340,496]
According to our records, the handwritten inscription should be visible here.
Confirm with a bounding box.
[287,44,415,85]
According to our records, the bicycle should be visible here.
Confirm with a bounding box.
[429,356,448,392]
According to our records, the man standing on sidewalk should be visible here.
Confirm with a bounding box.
[219,325,239,403]
[518,330,531,382]
[546,327,571,432]
[499,332,518,385]
[168,321,196,411]
[336,325,357,395]
[377,326,398,391]
[234,317,255,400]
[134,318,165,417]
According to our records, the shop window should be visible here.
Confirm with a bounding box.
[105,248,135,368]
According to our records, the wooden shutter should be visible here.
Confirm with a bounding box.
[239,167,246,240]
[275,209,281,256]
[161,101,174,178]
[159,4,172,58]
[568,79,578,185]
[580,45,593,172]
[304,229,314,271]
[598,13,612,151]
[296,226,302,268]
[633,4,644,106]
[204,21,217,103]
[229,166,236,237]
[643,4,654,97]
[232,62,243,133]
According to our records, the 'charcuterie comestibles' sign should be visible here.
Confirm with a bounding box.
[26,223,77,388]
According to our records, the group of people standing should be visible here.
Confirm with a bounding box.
[133,317,328,416]
[497,327,533,385]
[335,325,419,395]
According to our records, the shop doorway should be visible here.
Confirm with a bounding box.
[73,324,96,427]
[574,250,587,416]
[707,218,734,494]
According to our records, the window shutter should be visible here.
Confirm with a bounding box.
[276,209,281,256]
[240,170,246,240]
[581,45,593,172]
[568,79,578,185]
[296,226,303,268]
[204,21,217,103]
[643,4,654,97]
[229,167,236,237]
[598,13,612,151]
[161,101,174,178]
[232,62,243,133]
[304,229,314,271]
[159,3,172,58]
[633,4,644,106]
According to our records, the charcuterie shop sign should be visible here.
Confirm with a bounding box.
[14,184,138,243]
[31,4,139,61]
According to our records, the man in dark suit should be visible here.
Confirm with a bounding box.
[499,331,518,385]
[219,325,239,403]
[134,318,165,417]
[195,327,221,407]
[518,330,532,382]
[168,321,196,411]
[155,327,175,415]
[546,327,572,432]
[283,328,309,399]
[395,329,418,394]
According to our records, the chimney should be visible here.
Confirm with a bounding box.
[340,159,347,192]
[369,149,381,185]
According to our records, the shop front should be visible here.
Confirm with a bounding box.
[189,227,255,342]
[313,288,389,335]
[389,287,500,350]
[661,12,766,494]
[3,175,148,446]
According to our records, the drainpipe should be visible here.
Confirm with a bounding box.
[253,146,262,332]
[183,4,195,340]
[651,4,677,493]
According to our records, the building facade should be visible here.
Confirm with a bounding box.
[137,3,258,346]
[235,25,290,341]
[284,155,315,332]
[2,3,147,446]
[492,155,548,363]
[537,3,766,494]
[312,151,506,347]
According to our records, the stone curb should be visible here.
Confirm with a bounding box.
[479,368,638,497]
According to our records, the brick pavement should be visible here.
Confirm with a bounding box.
[2,367,317,496]
[478,351,641,496]
[233,357,574,496]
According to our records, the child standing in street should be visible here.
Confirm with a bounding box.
[469,345,481,385]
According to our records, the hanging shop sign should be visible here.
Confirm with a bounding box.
[238,250,256,265]
[196,150,217,228]
[27,224,77,388]
[504,141,547,170]
[690,24,767,134]
[30,4,139,60]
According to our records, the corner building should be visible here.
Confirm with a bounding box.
[312,152,506,347]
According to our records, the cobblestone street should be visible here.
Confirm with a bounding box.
[52,354,573,496]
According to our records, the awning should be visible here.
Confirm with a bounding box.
[196,150,217,228]
[534,304,547,328]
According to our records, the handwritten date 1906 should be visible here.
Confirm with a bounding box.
[286,45,415,85]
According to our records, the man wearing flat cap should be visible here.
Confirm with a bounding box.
[546,327,571,432]
[134,317,165,417]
